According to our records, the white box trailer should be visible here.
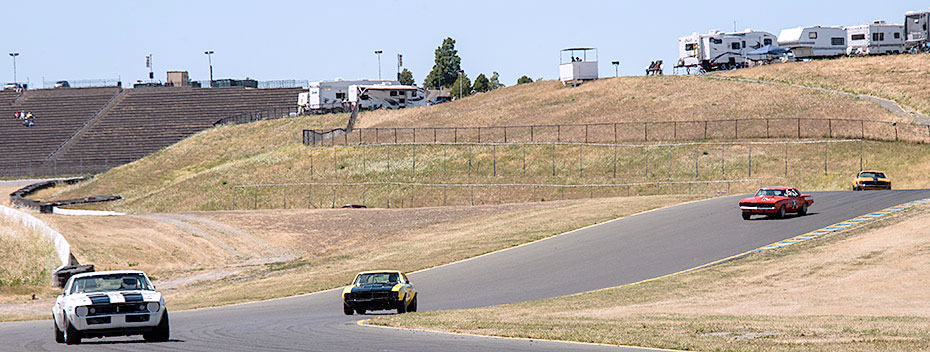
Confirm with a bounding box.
[905,10,930,51]
[677,30,777,71]
[846,21,905,55]
[777,26,847,59]
[299,79,399,114]
[347,84,433,110]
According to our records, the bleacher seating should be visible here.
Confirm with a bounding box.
[0,86,301,177]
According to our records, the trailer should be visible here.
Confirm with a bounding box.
[299,79,399,114]
[677,30,777,72]
[347,84,435,110]
[905,10,930,51]
[846,21,905,56]
[777,26,847,59]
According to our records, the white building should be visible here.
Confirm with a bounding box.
[677,30,777,71]
[559,48,598,86]
[778,26,848,59]
[905,10,930,51]
[298,79,399,114]
[846,21,905,55]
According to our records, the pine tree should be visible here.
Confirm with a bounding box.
[423,38,462,89]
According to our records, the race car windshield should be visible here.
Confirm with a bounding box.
[70,274,153,294]
[355,273,400,284]
[755,189,786,197]
[860,172,886,178]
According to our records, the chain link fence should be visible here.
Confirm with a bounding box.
[231,179,762,210]
[304,118,930,146]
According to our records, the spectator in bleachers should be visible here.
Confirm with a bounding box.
[24,112,35,127]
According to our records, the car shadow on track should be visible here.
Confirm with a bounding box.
[77,338,185,345]
[745,212,820,220]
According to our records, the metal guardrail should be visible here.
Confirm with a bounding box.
[213,106,298,127]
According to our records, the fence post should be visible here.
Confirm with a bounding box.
[734,120,738,139]
[557,125,561,142]
[721,144,725,177]
[748,144,752,177]
[828,119,833,138]
[443,185,447,206]
[579,144,583,177]
[387,146,391,173]
[308,184,312,209]
[363,185,367,207]
[387,183,391,208]
[376,128,380,143]
[504,127,508,143]
[695,145,699,178]
[797,118,801,138]
[253,188,257,210]
[585,125,589,143]
[359,128,363,145]
[413,128,416,143]
[765,119,769,138]
[412,144,416,174]
[704,121,708,139]
[467,144,472,176]
[860,139,863,171]
[613,143,618,178]
[410,187,414,208]
[824,142,828,174]
[454,128,458,143]
[498,184,502,204]
[333,145,337,174]
[443,146,447,176]
[644,145,649,178]
[530,126,535,142]
[478,127,482,143]
[434,128,437,143]
[674,121,678,140]
[667,147,672,179]
[471,186,474,206]
[551,144,556,176]
[860,120,865,139]
[331,186,336,208]
[894,123,899,141]
[561,186,564,201]
[784,142,789,177]
[394,128,398,143]
[522,144,526,176]
[283,184,287,209]
[493,144,497,176]
[643,122,648,141]
[614,123,618,143]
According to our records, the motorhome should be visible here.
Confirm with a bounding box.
[777,26,847,59]
[677,30,778,71]
[846,21,905,55]
[905,10,930,51]
[299,79,399,114]
[347,84,433,110]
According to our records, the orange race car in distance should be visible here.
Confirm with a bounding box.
[738,187,813,220]
[853,170,891,191]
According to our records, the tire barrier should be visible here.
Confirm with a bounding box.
[8,177,121,214]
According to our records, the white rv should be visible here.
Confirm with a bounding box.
[677,30,778,71]
[777,26,847,59]
[298,79,399,114]
[905,10,930,51]
[846,21,905,55]
[347,84,433,110]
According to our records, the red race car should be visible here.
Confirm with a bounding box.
[739,187,813,220]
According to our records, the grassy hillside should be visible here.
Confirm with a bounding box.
[373,203,930,352]
[356,75,902,128]
[722,53,930,117]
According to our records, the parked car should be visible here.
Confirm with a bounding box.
[54,80,70,88]
[739,187,813,220]
[342,270,417,315]
[53,270,169,344]
[339,204,367,209]
[2,82,24,90]
[853,170,891,191]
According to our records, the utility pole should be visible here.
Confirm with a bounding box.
[204,50,215,85]
[374,50,383,80]
[8,53,18,83]
[397,53,402,81]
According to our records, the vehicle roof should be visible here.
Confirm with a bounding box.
[355,270,405,275]
[758,186,794,190]
[859,170,886,173]
[70,270,146,280]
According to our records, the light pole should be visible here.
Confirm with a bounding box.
[9,53,19,83]
[374,50,383,80]
[612,61,620,77]
[204,50,214,85]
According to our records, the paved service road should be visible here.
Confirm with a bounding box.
[2,190,928,351]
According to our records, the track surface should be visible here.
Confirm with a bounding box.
[2,190,928,351]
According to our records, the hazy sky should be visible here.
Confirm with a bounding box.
[3,1,927,87]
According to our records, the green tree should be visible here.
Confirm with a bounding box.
[423,37,462,89]
[398,68,414,85]
[489,71,504,90]
[517,75,533,85]
[450,72,472,99]
[472,73,490,93]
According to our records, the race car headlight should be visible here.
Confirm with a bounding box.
[146,302,160,313]
[75,306,89,317]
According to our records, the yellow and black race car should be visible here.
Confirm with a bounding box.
[342,270,417,315]
[853,170,891,191]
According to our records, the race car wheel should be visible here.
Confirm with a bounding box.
[63,317,81,345]
[408,295,417,312]
[777,206,786,219]
[396,300,407,314]
[799,203,808,216]
[143,310,170,342]
[343,304,354,315]
[741,213,751,220]
[355,308,366,315]
[53,315,64,343]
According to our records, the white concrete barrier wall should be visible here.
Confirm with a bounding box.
[1,205,72,270]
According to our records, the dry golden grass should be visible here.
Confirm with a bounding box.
[0,215,60,301]
[0,194,700,321]
[722,54,930,117]
[373,204,930,352]
[357,76,900,128]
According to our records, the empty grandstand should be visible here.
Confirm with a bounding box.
[0,86,301,177]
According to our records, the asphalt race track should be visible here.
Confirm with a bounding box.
[2,190,928,351]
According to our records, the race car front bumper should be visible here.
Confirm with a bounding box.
[739,205,777,214]
[69,310,163,334]
[344,292,402,311]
